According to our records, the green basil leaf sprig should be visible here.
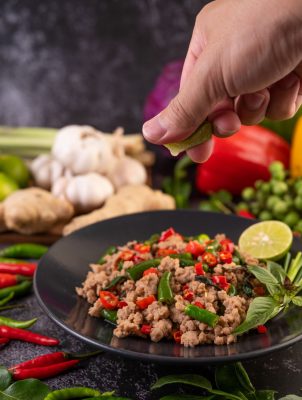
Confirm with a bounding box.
[0,379,50,400]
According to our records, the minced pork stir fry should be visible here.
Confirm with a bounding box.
[76,228,265,347]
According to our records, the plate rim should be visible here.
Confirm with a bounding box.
[34,210,302,364]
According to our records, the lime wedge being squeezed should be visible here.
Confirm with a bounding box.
[238,220,293,261]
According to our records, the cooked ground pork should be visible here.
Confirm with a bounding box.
[77,228,263,347]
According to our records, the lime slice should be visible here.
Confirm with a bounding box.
[238,221,293,261]
[164,122,212,156]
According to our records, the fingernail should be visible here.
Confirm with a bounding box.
[279,73,299,89]
[243,93,266,111]
[143,117,167,142]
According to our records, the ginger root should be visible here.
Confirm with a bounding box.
[63,184,175,235]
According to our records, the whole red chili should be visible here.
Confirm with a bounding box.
[12,359,79,380]
[194,263,205,276]
[143,268,159,277]
[99,291,118,310]
[257,325,267,334]
[141,324,152,335]
[156,248,178,257]
[220,239,235,254]
[193,301,205,309]
[117,301,128,309]
[185,241,205,258]
[219,251,233,264]
[0,337,9,345]
[183,289,194,301]
[136,295,156,310]
[0,273,18,289]
[202,252,218,268]
[0,325,59,346]
[237,210,255,219]
[0,262,36,277]
[173,331,182,343]
[134,244,151,253]
[159,228,176,242]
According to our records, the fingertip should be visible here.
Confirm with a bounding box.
[186,137,214,163]
[211,110,241,137]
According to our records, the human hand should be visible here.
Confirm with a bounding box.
[143,0,302,162]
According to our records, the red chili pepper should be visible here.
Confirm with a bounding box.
[196,125,290,195]
[212,275,229,291]
[10,351,66,370]
[0,337,9,345]
[185,241,205,258]
[219,251,233,264]
[257,325,267,334]
[0,326,59,346]
[183,289,194,301]
[220,239,235,254]
[254,286,266,296]
[143,268,159,277]
[237,210,255,219]
[193,301,205,309]
[141,324,152,335]
[99,291,118,310]
[117,301,128,309]
[12,359,79,380]
[134,244,151,253]
[119,250,134,261]
[182,284,189,291]
[173,331,182,343]
[159,227,176,242]
[156,248,178,257]
[0,262,36,277]
[202,252,218,268]
[194,262,205,276]
[0,273,18,288]
[136,295,156,310]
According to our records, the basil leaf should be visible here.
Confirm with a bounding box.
[235,363,255,394]
[209,389,247,400]
[266,261,287,284]
[0,367,12,391]
[246,390,276,400]
[248,266,281,296]
[278,396,302,400]
[215,364,254,395]
[0,379,50,400]
[151,375,212,391]
[234,297,281,335]
[292,296,302,306]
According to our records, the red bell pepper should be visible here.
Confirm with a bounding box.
[196,125,290,195]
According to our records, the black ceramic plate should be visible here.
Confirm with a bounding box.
[35,210,302,364]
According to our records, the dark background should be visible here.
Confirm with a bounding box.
[0,0,205,132]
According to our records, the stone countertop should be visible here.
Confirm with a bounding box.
[1,291,302,399]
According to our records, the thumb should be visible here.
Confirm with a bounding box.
[143,50,226,144]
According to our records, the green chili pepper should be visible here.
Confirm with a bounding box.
[228,284,237,296]
[100,309,117,324]
[197,233,210,243]
[97,246,117,264]
[0,279,32,299]
[0,243,48,259]
[0,315,37,329]
[103,276,127,290]
[185,304,219,327]
[44,387,101,400]
[144,233,160,246]
[0,257,33,264]
[128,259,161,281]
[178,259,197,267]
[0,292,14,305]
[0,304,25,311]
[158,271,174,305]
[170,252,193,260]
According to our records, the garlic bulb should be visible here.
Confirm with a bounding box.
[107,156,147,189]
[30,155,64,190]
[64,173,114,212]
[52,125,115,175]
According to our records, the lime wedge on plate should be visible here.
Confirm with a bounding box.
[238,220,293,260]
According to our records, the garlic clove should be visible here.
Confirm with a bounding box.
[107,156,147,189]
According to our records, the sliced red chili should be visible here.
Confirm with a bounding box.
[183,289,194,301]
[143,268,159,277]
[156,248,178,257]
[182,284,189,291]
[185,241,205,258]
[159,227,176,242]
[257,325,267,334]
[220,239,235,254]
[117,301,128,309]
[194,262,205,276]
[134,244,151,253]
[202,252,218,268]
[212,275,229,291]
[219,251,233,264]
[136,295,156,310]
[119,250,135,261]
[99,291,118,310]
[141,324,152,335]
[173,330,182,343]
[193,301,205,309]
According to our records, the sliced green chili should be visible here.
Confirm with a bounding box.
[103,276,127,290]
[44,387,101,400]
[144,233,160,246]
[128,259,161,281]
[158,271,174,305]
[170,253,193,260]
[101,309,117,324]
[185,304,219,327]
[97,246,117,264]
[197,233,210,243]
[0,315,37,329]
[0,243,48,259]
[0,279,32,299]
